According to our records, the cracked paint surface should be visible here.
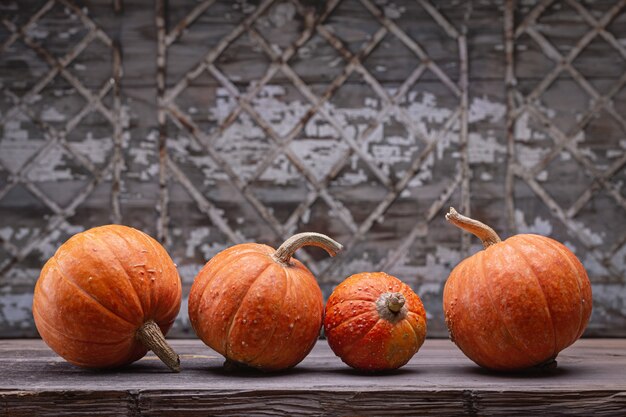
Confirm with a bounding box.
[0,0,625,338]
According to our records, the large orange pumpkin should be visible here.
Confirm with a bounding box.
[188,232,342,371]
[33,225,182,371]
[324,272,427,371]
[443,208,592,371]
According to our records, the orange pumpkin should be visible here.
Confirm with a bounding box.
[324,272,427,371]
[188,232,342,371]
[443,208,592,371]
[33,225,182,371]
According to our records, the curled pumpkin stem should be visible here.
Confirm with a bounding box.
[136,320,180,372]
[272,232,343,265]
[445,207,501,249]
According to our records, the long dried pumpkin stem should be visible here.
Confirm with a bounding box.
[136,320,180,372]
[445,207,502,249]
[272,232,343,265]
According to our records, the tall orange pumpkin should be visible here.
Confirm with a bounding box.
[443,208,592,371]
[188,232,342,371]
[324,272,427,371]
[33,225,182,371]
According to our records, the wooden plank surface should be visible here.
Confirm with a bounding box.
[1,338,626,416]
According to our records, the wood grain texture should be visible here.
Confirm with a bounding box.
[0,0,625,339]
[1,339,626,416]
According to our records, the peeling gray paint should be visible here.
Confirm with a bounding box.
[0,0,625,338]
[0,293,33,330]
[514,210,553,236]
[0,117,46,173]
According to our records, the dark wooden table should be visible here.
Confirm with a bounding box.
[1,339,625,416]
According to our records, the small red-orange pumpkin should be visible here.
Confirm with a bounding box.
[33,225,182,371]
[324,272,427,371]
[443,208,592,371]
[188,232,342,371]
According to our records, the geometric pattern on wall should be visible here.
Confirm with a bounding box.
[2,0,624,338]
[505,0,626,333]
[158,0,469,335]
[0,0,122,335]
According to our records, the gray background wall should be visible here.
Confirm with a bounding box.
[0,0,624,338]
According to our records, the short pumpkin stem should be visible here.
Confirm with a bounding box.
[376,292,407,322]
[386,292,405,313]
[445,207,502,249]
[136,320,180,372]
[272,232,343,265]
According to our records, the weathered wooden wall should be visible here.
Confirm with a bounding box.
[0,0,624,338]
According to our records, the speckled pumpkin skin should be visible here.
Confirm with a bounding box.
[33,225,182,368]
[324,272,427,371]
[188,243,324,371]
[443,234,592,371]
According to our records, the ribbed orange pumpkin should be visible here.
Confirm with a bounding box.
[33,225,182,371]
[188,232,342,371]
[324,272,427,371]
[443,208,592,371]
